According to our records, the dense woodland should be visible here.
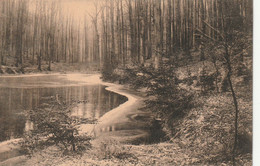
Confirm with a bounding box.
[98,0,252,73]
[0,0,252,165]
[0,0,90,72]
[98,2,253,165]
[0,0,252,71]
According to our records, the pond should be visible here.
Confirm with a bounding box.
[0,74,127,142]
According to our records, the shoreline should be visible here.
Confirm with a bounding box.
[0,73,151,165]
[0,72,63,78]
[66,74,151,143]
[0,70,98,78]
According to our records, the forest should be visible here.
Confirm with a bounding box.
[0,0,252,71]
[0,0,253,165]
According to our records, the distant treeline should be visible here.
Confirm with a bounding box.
[0,0,252,71]
[99,0,252,68]
[0,0,91,71]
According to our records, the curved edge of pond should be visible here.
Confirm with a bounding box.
[0,74,152,165]
[79,81,140,135]
[99,84,138,122]
[89,80,152,145]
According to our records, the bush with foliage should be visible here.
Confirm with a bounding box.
[101,62,115,81]
[20,96,92,156]
[101,63,147,88]
[137,61,194,136]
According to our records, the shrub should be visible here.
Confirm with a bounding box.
[138,61,194,136]
[20,97,92,156]
[101,64,147,88]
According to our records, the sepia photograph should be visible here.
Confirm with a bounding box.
[0,0,253,165]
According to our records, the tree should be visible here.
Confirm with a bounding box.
[195,1,252,164]
[89,2,101,67]
[21,97,92,155]
[139,60,193,133]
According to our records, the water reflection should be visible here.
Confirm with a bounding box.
[0,85,127,142]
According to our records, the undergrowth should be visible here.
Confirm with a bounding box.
[100,49,252,165]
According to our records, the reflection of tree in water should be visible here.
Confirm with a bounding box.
[71,85,127,120]
[13,114,26,138]
[0,84,127,142]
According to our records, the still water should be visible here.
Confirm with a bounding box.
[0,74,127,142]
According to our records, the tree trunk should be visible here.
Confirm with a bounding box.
[225,45,239,166]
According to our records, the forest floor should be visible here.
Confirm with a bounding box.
[16,142,252,166]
